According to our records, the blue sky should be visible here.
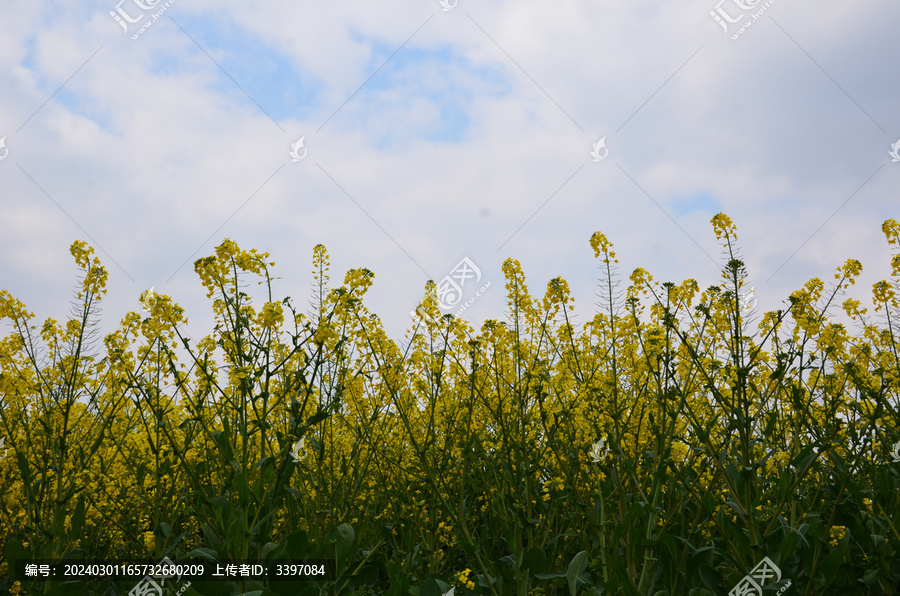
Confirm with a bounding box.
[1,0,899,348]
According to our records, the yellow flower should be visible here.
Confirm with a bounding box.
[590,231,618,263]
[142,530,155,552]
[873,280,896,310]
[257,301,285,329]
[883,218,900,245]
[829,525,846,547]
[711,212,737,242]
[456,568,475,590]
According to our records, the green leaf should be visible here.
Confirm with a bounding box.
[326,522,356,577]
[156,521,171,538]
[202,522,224,553]
[863,569,878,588]
[213,428,235,463]
[226,516,244,553]
[523,546,548,575]
[420,579,445,596]
[185,547,218,560]
[286,530,309,559]
[699,564,722,593]
[5,538,29,580]
[386,568,410,596]
[236,472,250,506]
[70,495,86,537]
[306,410,330,426]
[567,550,589,596]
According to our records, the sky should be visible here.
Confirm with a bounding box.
[1,0,898,351]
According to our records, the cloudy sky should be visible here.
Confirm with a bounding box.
[1,0,898,348]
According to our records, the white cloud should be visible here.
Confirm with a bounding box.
[0,0,898,351]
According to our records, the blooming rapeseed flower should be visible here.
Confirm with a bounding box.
[829,525,846,547]
[455,568,475,590]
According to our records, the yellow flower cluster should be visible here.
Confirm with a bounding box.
[863,498,873,515]
[257,301,285,329]
[829,525,846,547]
[1,217,898,592]
[455,567,476,590]
[541,476,565,502]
